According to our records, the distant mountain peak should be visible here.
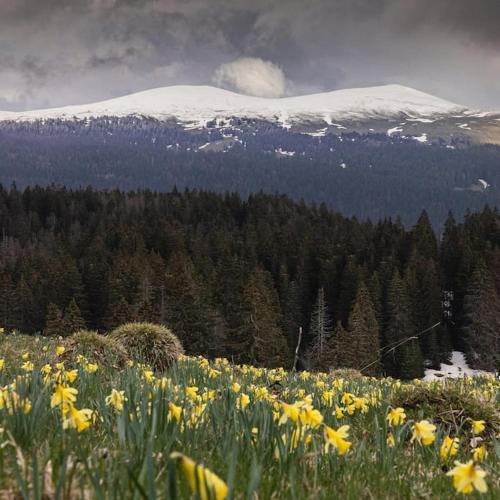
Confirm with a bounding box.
[0,84,470,126]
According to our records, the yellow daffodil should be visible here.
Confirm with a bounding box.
[231,382,241,393]
[0,359,4,371]
[51,384,78,411]
[411,420,436,446]
[279,402,301,425]
[186,386,198,400]
[324,425,352,455]
[63,369,78,384]
[387,432,395,448]
[237,393,250,409]
[440,436,459,460]
[446,460,487,494]
[41,364,52,375]
[300,407,323,428]
[386,407,406,426]
[21,361,34,372]
[168,402,182,423]
[472,420,485,434]
[170,452,228,500]
[62,404,93,433]
[335,405,345,419]
[84,363,99,374]
[105,389,126,412]
[55,346,65,356]
[472,445,488,462]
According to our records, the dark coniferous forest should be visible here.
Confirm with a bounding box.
[1,186,499,378]
[2,118,500,228]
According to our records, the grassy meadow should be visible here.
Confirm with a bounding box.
[0,331,499,499]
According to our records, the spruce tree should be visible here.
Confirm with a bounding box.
[63,298,86,336]
[281,279,303,354]
[44,303,65,337]
[385,271,424,379]
[164,252,215,355]
[333,320,352,368]
[337,257,360,324]
[345,283,381,376]
[462,262,500,372]
[104,295,133,330]
[230,267,290,368]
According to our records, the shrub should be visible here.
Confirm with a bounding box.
[58,330,129,369]
[109,322,184,371]
[390,379,499,434]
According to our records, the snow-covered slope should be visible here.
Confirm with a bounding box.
[0,84,470,126]
[424,351,493,381]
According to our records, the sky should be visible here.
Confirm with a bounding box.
[1,0,500,111]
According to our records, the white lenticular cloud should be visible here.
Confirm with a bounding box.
[213,57,287,98]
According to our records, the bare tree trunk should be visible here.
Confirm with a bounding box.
[292,326,303,372]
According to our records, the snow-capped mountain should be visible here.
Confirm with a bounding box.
[1,84,499,144]
[0,84,470,124]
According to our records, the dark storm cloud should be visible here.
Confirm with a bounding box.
[0,0,499,110]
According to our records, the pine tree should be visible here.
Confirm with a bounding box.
[345,283,381,376]
[44,303,65,337]
[462,262,500,372]
[63,298,86,336]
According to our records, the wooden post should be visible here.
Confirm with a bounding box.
[292,326,303,372]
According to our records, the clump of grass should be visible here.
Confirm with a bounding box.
[330,368,364,380]
[0,333,53,372]
[390,379,499,434]
[109,322,184,371]
[58,330,129,369]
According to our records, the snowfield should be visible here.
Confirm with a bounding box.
[0,84,470,126]
[424,351,493,381]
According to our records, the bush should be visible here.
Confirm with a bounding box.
[109,323,184,371]
[390,379,499,434]
[58,330,129,369]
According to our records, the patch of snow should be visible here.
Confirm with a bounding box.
[414,133,428,143]
[477,179,490,190]
[407,117,436,123]
[198,142,211,150]
[387,126,404,136]
[423,351,492,381]
[339,162,347,169]
[306,127,328,137]
[275,148,296,157]
[457,123,472,130]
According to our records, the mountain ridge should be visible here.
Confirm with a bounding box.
[0,84,472,125]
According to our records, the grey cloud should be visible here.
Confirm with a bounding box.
[0,0,499,110]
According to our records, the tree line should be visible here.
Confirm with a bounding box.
[0,185,499,377]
